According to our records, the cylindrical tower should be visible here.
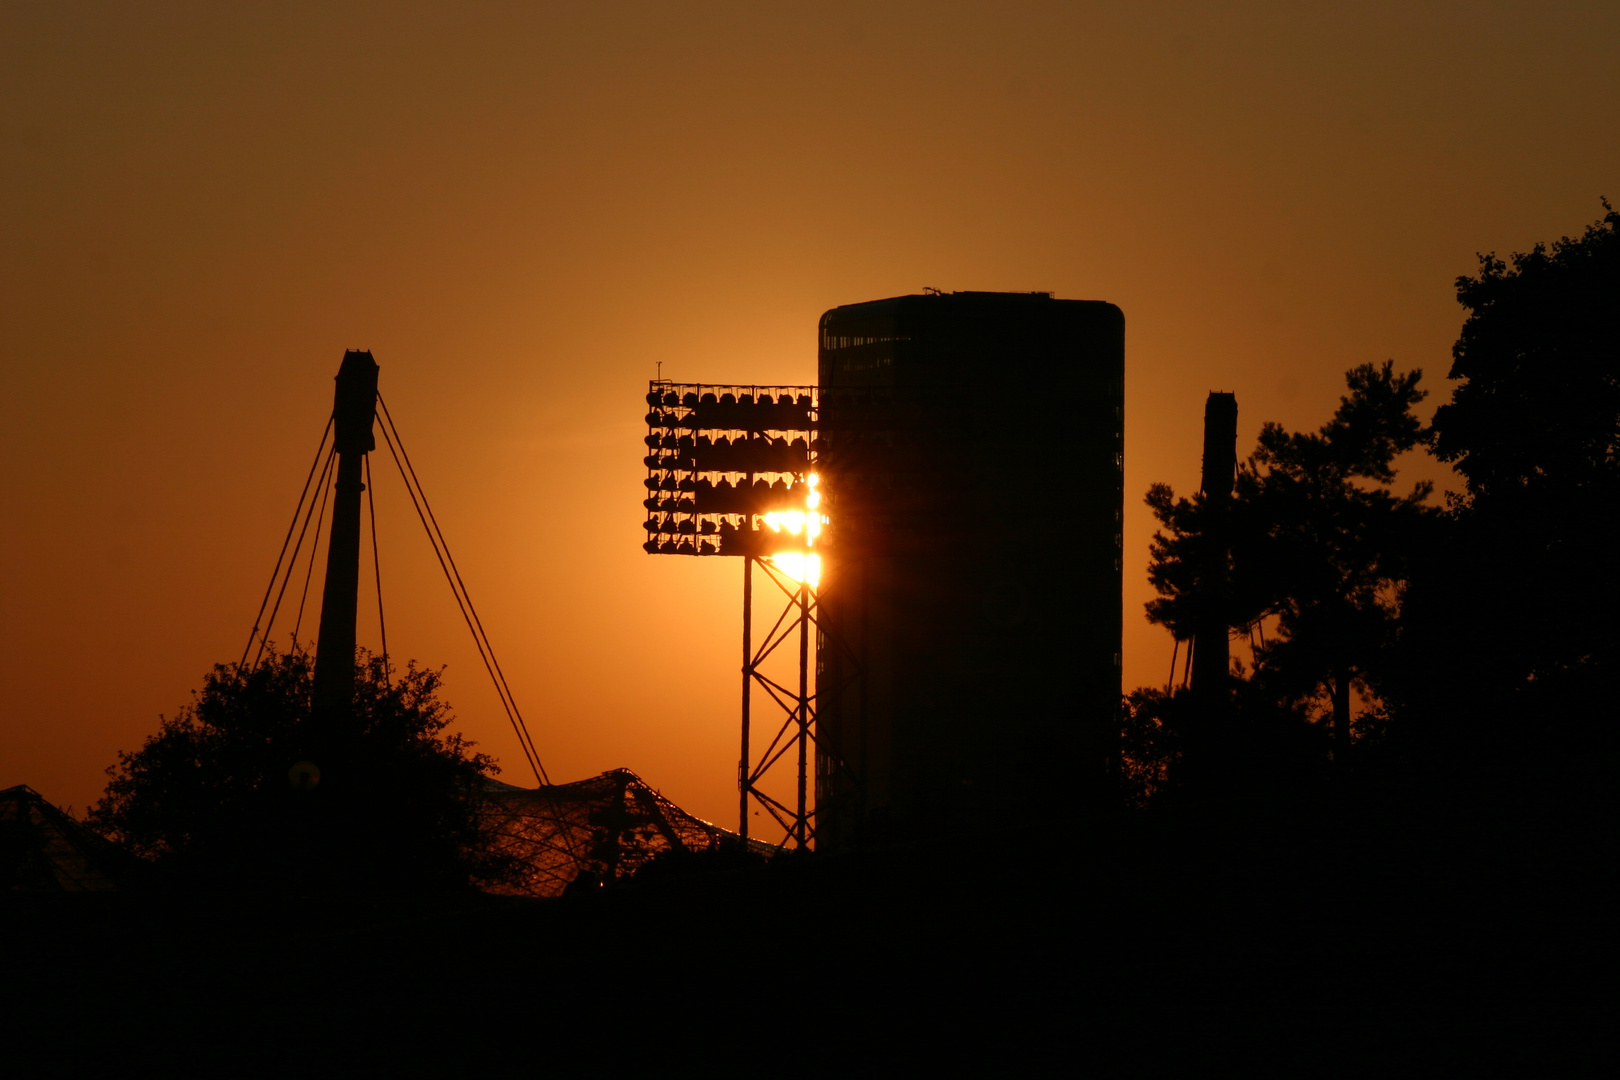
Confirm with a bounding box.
[814,292,1125,847]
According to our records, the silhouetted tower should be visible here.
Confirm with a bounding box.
[312,350,379,720]
[1190,392,1237,693]
[814,292,1125,847]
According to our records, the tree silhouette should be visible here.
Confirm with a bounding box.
[1433,202,1619,504]
[1429,201,1619,676]
[90,647,511,891]
[1236,362,1435,751]
[1398,202,1618,793]
[1143,362,1435,771]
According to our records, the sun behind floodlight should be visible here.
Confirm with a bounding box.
[638,382,822,559]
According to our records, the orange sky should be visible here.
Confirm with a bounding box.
[3,3,1617,831]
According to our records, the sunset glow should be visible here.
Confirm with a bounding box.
[770,553,821,588]
[0,7,1609,1046]
[763,511,806,534]
[3,4,1610,839]
[760,471,826,547]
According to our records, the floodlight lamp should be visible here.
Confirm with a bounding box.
[640,381,818,557]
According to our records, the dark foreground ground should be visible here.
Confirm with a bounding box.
[4,801,1606,1072]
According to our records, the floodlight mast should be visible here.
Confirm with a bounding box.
[312,350,379,723]
[641,381,830,849]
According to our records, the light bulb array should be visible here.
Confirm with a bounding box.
[640,382,826,559]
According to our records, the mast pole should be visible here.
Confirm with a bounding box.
[312,350,380,727]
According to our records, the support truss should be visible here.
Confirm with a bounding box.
[738,555,821,849]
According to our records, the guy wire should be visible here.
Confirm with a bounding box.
[240,417,333,671]
[366,451,389,687]
[254,442,337,672]
[291,444,337,651]
[375,407,548,786]
[377,394,544,778]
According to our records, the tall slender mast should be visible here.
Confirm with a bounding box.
[312,350,379,721]
[1191,391,1238,694]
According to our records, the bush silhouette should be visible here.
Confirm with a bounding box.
[90,647,511,892]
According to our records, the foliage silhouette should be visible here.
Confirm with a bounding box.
[1396,202,1619,797]
[1133,204,1617,813]
[1144,362,1436,762]
[630,837,769,885]
[90,647,513,891]
[1433,201,1620,503]
[1121,680,1326,808]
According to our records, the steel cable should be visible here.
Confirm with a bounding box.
[253,443,337,672]
[375,405,548,786]
[377,394,547,782]
[239,418,333,671]
[290,448,336,651]
[365,452,389,687]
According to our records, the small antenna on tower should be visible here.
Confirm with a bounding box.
[656,360,663,382]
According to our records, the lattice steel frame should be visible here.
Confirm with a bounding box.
[739,554,868,850]
[738,554,819,848]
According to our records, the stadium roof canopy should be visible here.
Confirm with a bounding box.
[482,768,774,898]
[1,785,138,892]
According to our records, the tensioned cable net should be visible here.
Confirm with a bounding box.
[479,769,775,898]
[1,786,137,892]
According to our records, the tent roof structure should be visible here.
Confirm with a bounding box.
[481,768,773,898]
[1,785,137,892]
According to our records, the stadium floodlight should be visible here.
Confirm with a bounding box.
[637,381,830,850]
[641,382,823,560]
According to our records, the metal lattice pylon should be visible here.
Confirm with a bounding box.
[738,556,816,848]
